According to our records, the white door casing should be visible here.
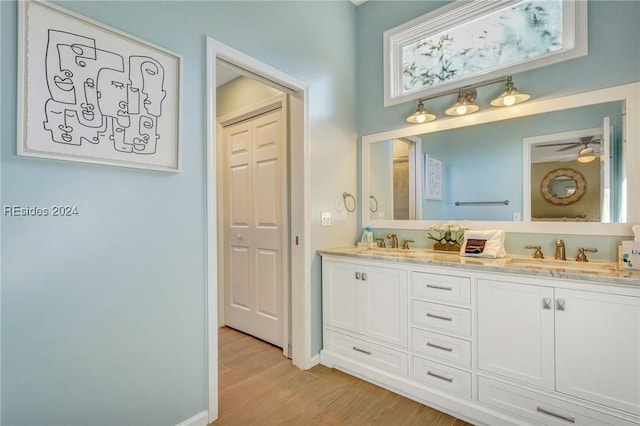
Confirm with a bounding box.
[600,116,611,222]
[206,36,310,423]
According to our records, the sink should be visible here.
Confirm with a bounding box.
[366,247,413,253]
[350,246,438,258]
[345,246,404,254]
[357,247,418,256]
[507,257,618,274]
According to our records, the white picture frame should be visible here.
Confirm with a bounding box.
[383,0,588,106]
[17,0,182,172]
[424,154,443,200]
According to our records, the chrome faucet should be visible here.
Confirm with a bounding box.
[386,233,399,249]
[555,239,566,260]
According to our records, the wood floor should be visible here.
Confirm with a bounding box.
[213,327,473,426]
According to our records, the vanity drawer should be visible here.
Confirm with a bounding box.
[412,300,472,336]
[412,356,472,400]
[325,330,408,377]
[411,328,472,368]
[412,272,471,306]
[478,376,639,426]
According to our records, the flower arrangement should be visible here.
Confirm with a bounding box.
[427,222,469,251]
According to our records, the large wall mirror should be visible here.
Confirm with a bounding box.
[361,82,639,235]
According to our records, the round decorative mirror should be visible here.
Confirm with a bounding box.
[540,168,587,205]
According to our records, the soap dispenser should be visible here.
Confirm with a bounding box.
[360,227,374,246]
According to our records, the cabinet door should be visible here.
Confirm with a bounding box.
[323,261,361,333]
[555,289,640,415]
[478,279,555,389]
[362,266,408,347]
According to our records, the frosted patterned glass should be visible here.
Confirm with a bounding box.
[402,0,562,93]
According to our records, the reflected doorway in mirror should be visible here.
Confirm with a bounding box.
[425,154,443,200]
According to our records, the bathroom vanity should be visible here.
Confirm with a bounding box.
[319,247,640,426]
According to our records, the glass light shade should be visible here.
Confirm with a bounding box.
[577,146,596,163]
[445,93,479,116]
[490,77,531,107]
[491,90,531,107]
[406,101,436,123]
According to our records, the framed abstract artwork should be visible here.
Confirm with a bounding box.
[384,0,588,106]
[424,154,443,200]
[17,0,182,171]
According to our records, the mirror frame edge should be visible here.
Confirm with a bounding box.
[361,82,640,237]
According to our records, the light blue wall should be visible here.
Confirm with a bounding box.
[356,0,640,260]
[1,1,357,424]
[356,0,640,135]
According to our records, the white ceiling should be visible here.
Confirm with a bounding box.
[216,64,240,87]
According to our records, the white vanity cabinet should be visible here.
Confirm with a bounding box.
[322,258,409,377]
[410,270,474,400]
[320,251,640,426]
[554,289,640,415]
[477,279,555,389]
[478,277,640,422]
[323,258,408,347]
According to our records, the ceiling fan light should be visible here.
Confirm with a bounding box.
[406,99,436,123]
[577,146,596,163]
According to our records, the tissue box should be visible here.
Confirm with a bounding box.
[621,241,640,270]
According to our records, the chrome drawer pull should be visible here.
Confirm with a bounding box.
[426,342,454,352]
[355,272,361,280]
[426,312,453,321]
[542,297,552,310]
[352,346,372,355]
[426,284,453,291]
[361,273,367,281]
[427,370,454,383]
[556,298,566,311]
[536,406,575,423]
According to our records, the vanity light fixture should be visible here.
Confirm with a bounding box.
[445,89,480,116]
[490,76,531,107]
[406,98,436,123]
[405,75,531,123]
[577,145,596,163]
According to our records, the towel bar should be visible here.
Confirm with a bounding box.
[455,200,509,206]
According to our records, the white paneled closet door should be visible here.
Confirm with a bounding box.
[224,108,285,347]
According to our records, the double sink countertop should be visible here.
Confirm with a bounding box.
[318,246,640,287]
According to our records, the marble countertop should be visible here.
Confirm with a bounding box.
[318,247,640,287]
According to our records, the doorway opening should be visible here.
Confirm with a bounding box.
[218,91,289,351]
[206,37,310,423]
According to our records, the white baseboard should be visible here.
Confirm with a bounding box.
[307,353,320,369]
[176,410,209,426]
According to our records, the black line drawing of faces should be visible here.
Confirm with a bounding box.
[129,56,166,117]
[42,29,168,156]
[44,30,124,145]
